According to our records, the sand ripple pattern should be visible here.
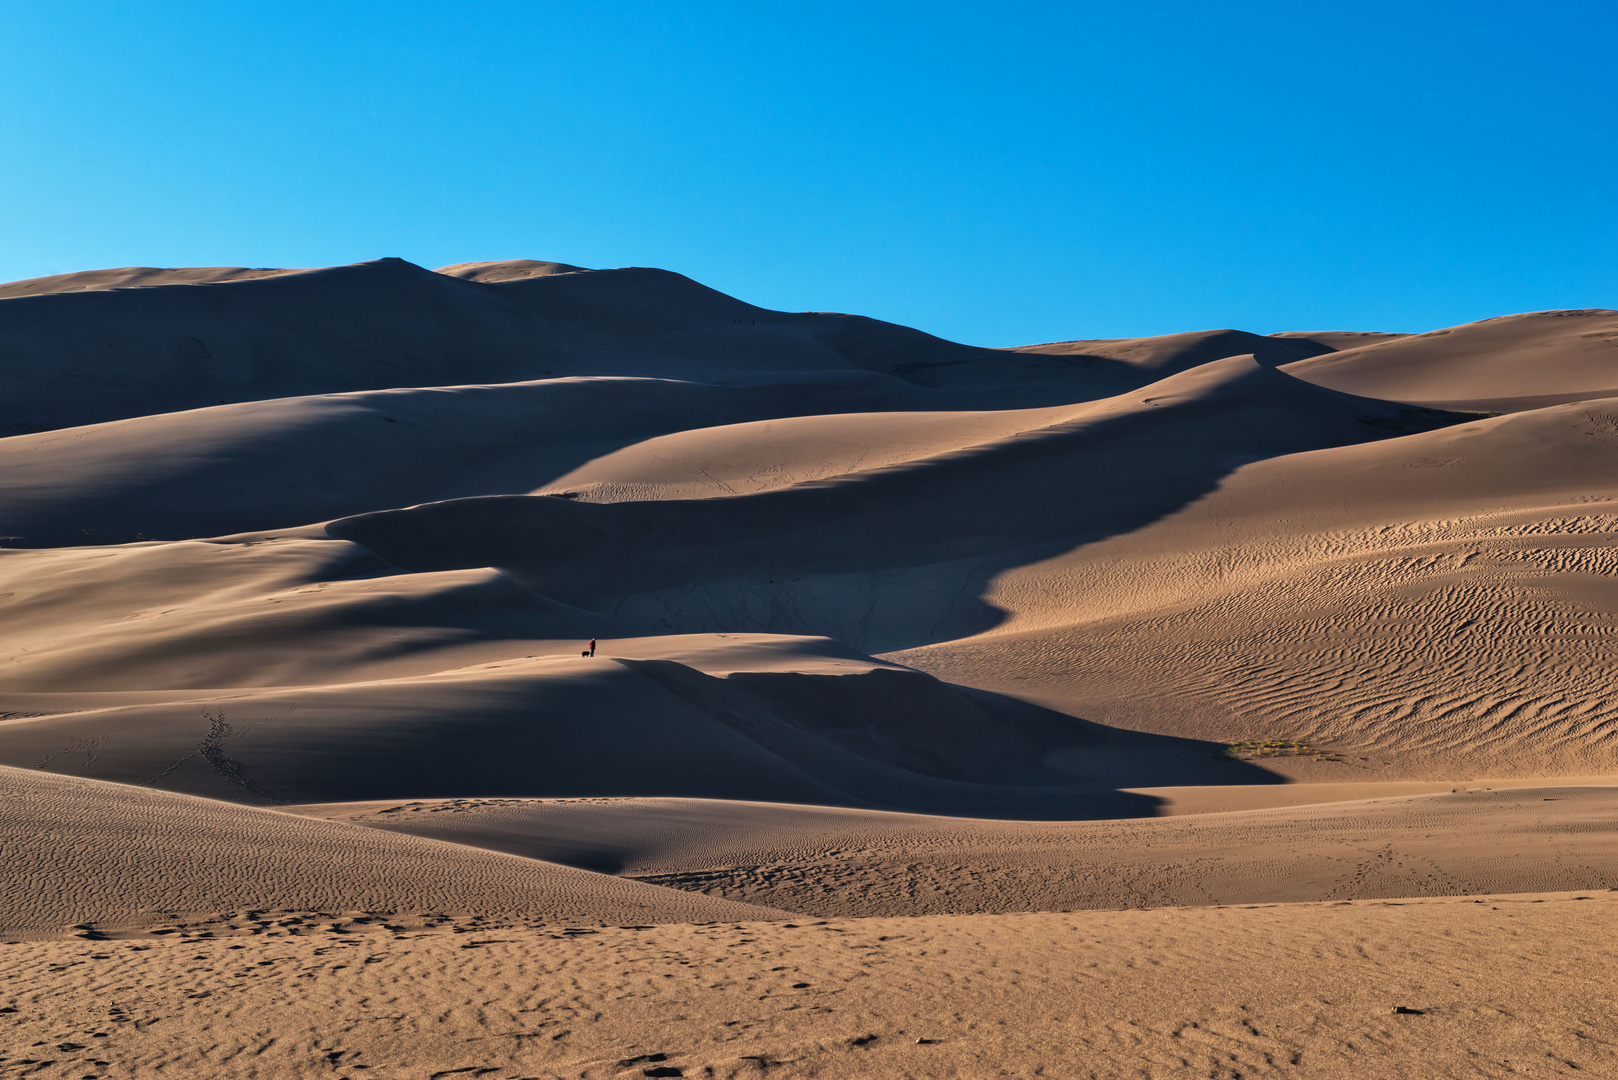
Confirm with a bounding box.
[2,895,1614,1079]
[904,505,1618,777]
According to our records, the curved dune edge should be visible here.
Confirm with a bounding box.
[1281,308,1618,411]
[0,766,792,939]
[886,396,1618,780]
[287,785,1618,918]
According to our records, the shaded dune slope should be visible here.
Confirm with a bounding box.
[0,631,1253,814]
[328,358,1459,650]
[1008,327,1336,374]
[0,257,1152,436]
[0,372,915,546]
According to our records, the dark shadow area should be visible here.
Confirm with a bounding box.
[0,257,1145,436]
[0,258,1435,546]
[0,654,1276,823]
[330,361,1471,652]
[0,370,923,548]
[622,659,1278,819]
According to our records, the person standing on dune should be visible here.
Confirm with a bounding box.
[588,638,597,657]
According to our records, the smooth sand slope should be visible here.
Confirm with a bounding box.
[1283,308,1618,412]
[1009,325,1337,373]
[0,373,916,545]
[0,765,786,939]
[293,787,1618,916]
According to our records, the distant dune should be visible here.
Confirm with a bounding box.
[2,257,1615,1077]
[0,264,303,299]
[1282,308,1618,411]
[1,258,1614,803]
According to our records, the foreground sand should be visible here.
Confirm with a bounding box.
[9,767,1615,1075]
[5,894,1613,1079]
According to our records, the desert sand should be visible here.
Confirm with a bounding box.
[8,895,1616,1079]
[2,258,1615,1076]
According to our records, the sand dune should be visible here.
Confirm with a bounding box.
[0,373,915,546]
[328,358,1458,652]
[889,396,1618,779]
[1284,308,1618,412]
[1009,326,1335,373]
[1269,328,1411,350]
[0,626,1241,813]
[3,262,1616,797]
[293,786,1618,916]
[0,765,786,939]
[5,255,1618,1076]
[0,257,1056,437]
[0,264,302,299]
[435,257,591,280]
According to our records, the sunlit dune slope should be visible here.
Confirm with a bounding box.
[0,373,913,546]
[1283,308,1618,412]
[329,357,1457,650]
[1269,329,1410,351]
[434,258,590,280]
[293,786,1618,916]
[0,264,303,299]
[891,397,1618,777]
[0,765,788,937]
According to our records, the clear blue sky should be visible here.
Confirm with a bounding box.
[2,2,1612,345]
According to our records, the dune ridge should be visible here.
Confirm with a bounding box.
[1282,308,1618,412]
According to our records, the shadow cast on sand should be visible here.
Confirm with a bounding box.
[619,660,1282,819]
[330,359,1467,653]
[0,655,1275,821]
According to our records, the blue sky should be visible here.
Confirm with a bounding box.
[1,2,1612,344]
